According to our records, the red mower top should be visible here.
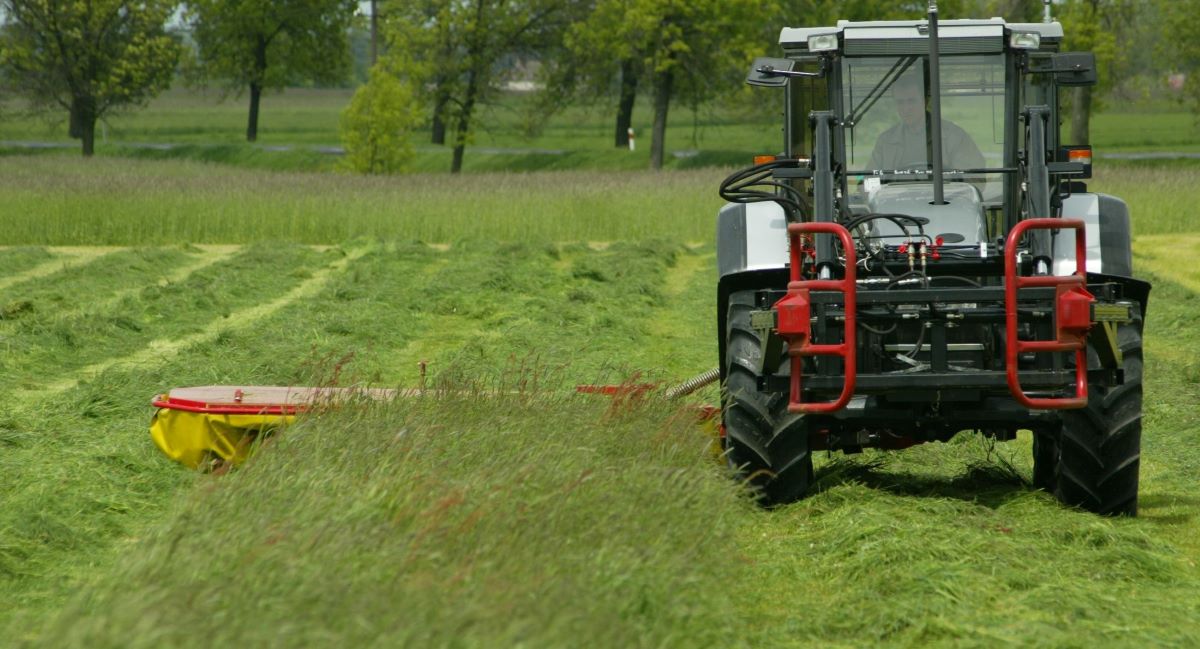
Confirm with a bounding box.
[152,385,400,415]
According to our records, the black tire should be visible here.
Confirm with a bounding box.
[1054,308,1143,516]
[722,290,813,505]
[1031,430,1059,491]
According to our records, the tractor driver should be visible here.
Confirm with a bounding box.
[867,74,985,175]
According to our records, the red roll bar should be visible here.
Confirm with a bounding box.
[774,222,857,414]
[1003,218,1094,410]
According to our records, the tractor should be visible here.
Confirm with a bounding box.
[717,5,1149,515]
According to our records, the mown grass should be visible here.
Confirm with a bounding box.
[4,237,1199,646]
[0,239,721,641]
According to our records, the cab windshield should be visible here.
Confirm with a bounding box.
[842,54,1006,201]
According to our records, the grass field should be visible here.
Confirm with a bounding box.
[1,155,1200,646]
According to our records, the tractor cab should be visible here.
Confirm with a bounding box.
[753,18,1091,246]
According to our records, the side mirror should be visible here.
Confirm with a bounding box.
[1049,52,1097,87]
[746,57,794,87]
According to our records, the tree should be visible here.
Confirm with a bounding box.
[775,0,972,22]
[1057,0,1132,144]
[541,0,641,149]
[338,66,421,174]
[185,0,358,142]
[0,0,179,156]
[595,0,764,170]
[553,0,975,169]
[385,0,569,173]
[1156,0,1200,112]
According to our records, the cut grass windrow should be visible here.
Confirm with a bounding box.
[0,247,116,294]
[25,245,366,401]
[0,245,340,398]
[4,246,241,322]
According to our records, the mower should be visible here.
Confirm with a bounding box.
[716,5,1148,515]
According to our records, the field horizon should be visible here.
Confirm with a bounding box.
[5,86,1200,174]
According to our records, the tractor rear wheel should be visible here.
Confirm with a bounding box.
[1053,308,1143,516]
[1031,431,1059,491]
[723,290,812,505]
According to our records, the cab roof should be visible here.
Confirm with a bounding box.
[780,18,1063,53]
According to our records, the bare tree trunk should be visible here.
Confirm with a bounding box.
[451,71,479,174]
[80,109,96,157]
[432,87,448,145]
[370,0,378,65]
[1070,86,1091,145]
[247,35,267,142]
[68,95,97,156]
[615,58,638,148]
[69,99,83,139]
[650,68,673,170]
[247,82,262,142]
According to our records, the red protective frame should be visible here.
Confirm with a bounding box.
[776,222,858,414]
[1003,218,1092,409]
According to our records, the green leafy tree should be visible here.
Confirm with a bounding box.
[538,0,641,149]
[384,0,568,173]
[185,0,358,141]
[1156,0,1200,112]
[0,0,179,156]
[383,1,449,144]
[970,0,1043,22]
[338,66,421,174]
[775,0,970,22]
[554,0,767,169]
[554,0,973,169]
[625,0,765,169]
[1057,0,1133,144]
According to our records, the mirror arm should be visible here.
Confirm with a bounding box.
[756,66,824,79]
[1029,66,1093,74]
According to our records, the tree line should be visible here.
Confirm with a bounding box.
[0,0,1193,171]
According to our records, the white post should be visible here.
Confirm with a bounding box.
[627,127,635,151]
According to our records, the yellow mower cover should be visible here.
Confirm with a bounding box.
[150,408,292,469]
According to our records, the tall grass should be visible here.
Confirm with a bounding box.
[0,157,725,245]
[0,156,1195,247]
[31,392,745,649]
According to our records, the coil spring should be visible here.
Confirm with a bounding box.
[664,367,720,400]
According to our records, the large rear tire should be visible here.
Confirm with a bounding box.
[1053,308,1143,516]
[1031,431,1058,491]
[722,290,812,505]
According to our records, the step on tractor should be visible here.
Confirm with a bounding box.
[717,5,1150,515]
